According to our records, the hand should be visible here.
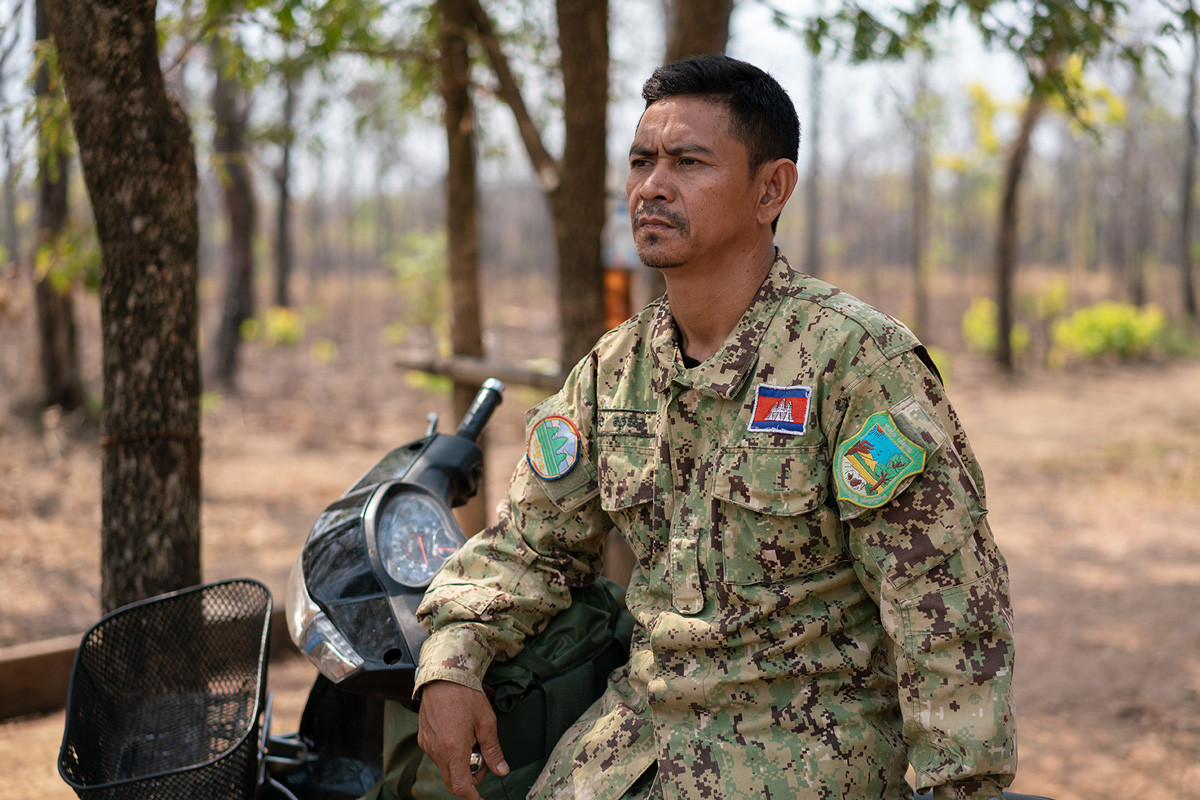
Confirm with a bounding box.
[417,680,510,800]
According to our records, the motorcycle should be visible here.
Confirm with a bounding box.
[57,378,1052,800]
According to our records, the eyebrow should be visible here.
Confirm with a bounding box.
[629,141,715,159]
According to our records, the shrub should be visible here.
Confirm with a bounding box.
[962,297,1030,357]
[241,306,305,346]
[1050,301,1165,363]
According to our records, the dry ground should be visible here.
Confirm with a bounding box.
[2,276,1200,799]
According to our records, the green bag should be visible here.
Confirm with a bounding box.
[362,578,634,800]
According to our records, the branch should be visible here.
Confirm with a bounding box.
[462,0,560,192]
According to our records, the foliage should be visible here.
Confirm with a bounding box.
[310,337,338,363]
[240,305,305,345]
[1025,277,1070,322]
[962,296,1030,356]
[801,1,1152,127]
[34,224,100,294]
[1050,301,1166,363]
[385,228,449,340]
[28,38,73,185]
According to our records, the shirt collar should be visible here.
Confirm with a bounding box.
[649,250,793,399]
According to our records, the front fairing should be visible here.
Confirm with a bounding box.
[288,433,479,700]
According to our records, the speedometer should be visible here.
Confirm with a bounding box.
[376,490,462,588]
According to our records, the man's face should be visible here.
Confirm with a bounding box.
[626,96,759,271]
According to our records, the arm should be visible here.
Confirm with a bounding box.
[833,350,1017,800]
[413,361,614,791]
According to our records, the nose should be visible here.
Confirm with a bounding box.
[632,160,675,203]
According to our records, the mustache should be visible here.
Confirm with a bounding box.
[633,203,687,230]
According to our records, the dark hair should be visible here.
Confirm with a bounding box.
[641,54,800,173]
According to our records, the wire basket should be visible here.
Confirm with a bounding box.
[59,579,272,800]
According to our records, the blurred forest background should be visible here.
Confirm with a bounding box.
[2,1,1200,798]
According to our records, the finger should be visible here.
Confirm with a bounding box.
[446,757,485,800]
[474,708,510,777]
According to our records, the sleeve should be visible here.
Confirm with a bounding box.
[413,357,615,697]
[829,349,1017,800]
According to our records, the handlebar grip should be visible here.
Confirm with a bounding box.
[456,378,505,441]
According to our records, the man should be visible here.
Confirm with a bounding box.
[416,55,1017,800]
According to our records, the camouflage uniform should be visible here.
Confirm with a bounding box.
[416,252,1017,800]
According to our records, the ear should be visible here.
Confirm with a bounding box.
[755,158,799,226]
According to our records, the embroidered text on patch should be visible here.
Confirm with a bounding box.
[834,411,926,508]
[527,415,582,481]
[748,384,812,435]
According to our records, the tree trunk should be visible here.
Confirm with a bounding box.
[33,0,83,411]
[464,0,608,369]
[274,69,295,308]
[1181,17,1199,322]
[2,116,16,266]
[909,61,931,341]
[438,0,487,535]
[664,0,733,61]
[995,91,1045,374]
[44,0,202,612]
[551,0,608,367]
[211,36,258,388]
[805,42,822,280]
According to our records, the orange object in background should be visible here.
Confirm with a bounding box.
[604,268,633,330]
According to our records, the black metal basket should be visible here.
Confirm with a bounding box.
[58,579,272,800]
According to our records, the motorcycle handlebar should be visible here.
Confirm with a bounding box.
[455,378,505,442]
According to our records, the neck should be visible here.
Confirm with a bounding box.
[663,238,776,363]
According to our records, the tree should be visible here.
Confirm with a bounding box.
[210,32,259,389]
[438,0,487,535]
[465,0,608,368]
[32,0,84,411]
[44,0,202,612]
[0,0,27,268]
[1180,1,1199,321]
[813,0,1143,373]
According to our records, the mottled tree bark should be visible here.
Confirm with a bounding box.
[33,0,83,411]
[44,0,201,612]
[438,0,487,536]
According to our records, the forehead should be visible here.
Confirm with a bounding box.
[632,95,736,150]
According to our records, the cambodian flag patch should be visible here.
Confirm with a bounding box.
[748,384,812,435]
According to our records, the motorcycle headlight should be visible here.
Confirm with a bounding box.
[373,487,464,589]
[286,552,364,682]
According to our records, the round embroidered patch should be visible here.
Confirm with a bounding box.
[527,415,581,481]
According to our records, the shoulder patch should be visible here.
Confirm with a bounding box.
[834,411,926,508]
[748,384,812,435]
[527,415,582,481]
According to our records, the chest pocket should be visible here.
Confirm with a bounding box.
[597,439,661,569]
[712,445,848,585]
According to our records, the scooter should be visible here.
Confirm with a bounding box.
[59,380,508,800]
[57,378,1053,800]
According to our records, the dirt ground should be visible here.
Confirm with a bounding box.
[2,274,1200,800]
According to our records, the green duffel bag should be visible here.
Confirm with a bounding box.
[362,578,634,800]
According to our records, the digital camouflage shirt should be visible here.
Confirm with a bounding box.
[416,252,1017,800]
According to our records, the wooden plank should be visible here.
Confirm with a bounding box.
[0,609,299,720]
[396,354,566,393]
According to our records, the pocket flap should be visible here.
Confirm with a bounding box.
[712,446,828,515]
[598,443,656,511]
